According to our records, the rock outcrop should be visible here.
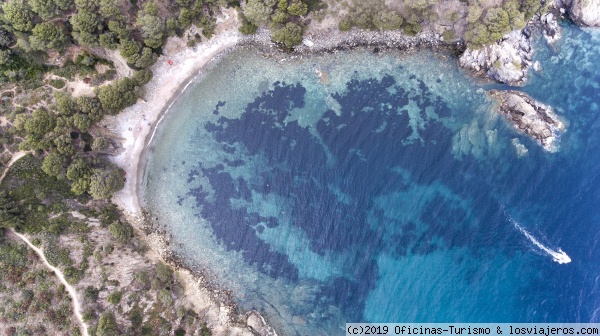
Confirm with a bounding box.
[489,90,566,152]
[541,12,562,44]
[459,30,533,86]
[570,0,600,27]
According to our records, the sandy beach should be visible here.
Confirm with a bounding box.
[104,8,245,216]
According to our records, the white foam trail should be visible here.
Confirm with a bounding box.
[511,219,571,264]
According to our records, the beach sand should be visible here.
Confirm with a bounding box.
[105,8,242,216]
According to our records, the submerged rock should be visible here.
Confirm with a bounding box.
[489,90,566,152]
[459,30,532,86]
[511,138,529,157]
[541,12,562,44]
[570,0,600,27]
[246,311,278,335]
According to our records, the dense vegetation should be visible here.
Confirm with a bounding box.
[0,0,242,200]
[325,0,545,48]
[0,155,214,335]
[239,0,320,48]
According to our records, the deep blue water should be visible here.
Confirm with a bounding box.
[143,23,600,334]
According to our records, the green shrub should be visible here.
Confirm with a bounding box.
[243,0,275,26]
[106,291,122,305]
[373,10,403,30]
[49,79,66,89]
[288,0,308,16]
[0,192,24,229]
[88,165,125,199]
[157,289,173,306]
[82,308,95,323]
[271,22,303,48]
[403,22,422,36]
[442,30,456,42]
[30,22,70,51]
[64,265,85,283]
[339,17,352,31]
[107,221,133,243]
[2,0,35,32]
[103,244,114,254]
[128,305,143,329]
[132,68,153,86]
[96,311,118,336]
[519,0,542,19]
[97,204,121,226]
[200,323,212,336]
[44,242,73,267]
[41,152,66,178]
[155,263,173,284]
[96,78,139,114]
[133,270,150,288]
[92,69,117,85]
[465,0,526,48]
[84,286,99,302]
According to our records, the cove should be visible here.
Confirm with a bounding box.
[142,23,600,335]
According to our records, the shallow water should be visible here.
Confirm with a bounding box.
[142,23,600,334]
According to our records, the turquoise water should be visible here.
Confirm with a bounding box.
[142,23,600,335]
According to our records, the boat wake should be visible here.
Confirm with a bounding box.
[510,218,571,264]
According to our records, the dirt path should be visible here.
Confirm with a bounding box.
[0,151,29,182]
[0,152,89,336]
[104,49,133,79]
[8,229,89,336]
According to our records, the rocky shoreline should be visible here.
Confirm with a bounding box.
[124,209,278,335]
[457,1,570,86]
[240,25,465,63]
[245,5,561,87]
[459,29,534,86]
[569,0,600,27]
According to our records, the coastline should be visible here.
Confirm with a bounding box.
[104,26,452,334]
[102,6,559,334]
[105,8,242,217]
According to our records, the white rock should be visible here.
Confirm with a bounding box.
[302,39,314,47]
[459,30,532,86]
[541,12,562,44]
[570,0,600,26]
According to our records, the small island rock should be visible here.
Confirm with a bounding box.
[489,90,566,152]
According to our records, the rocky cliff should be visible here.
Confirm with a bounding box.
[459,30,533,86]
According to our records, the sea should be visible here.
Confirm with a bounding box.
[141,22,600,335]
